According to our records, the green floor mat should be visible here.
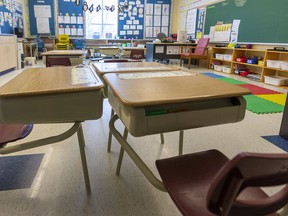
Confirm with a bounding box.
[217,77,248,85]
[244,95,284,114]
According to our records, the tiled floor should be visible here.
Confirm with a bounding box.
[0,61,287,216]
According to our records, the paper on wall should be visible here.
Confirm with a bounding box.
[36,17,50,33]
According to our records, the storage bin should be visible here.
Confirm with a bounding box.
[235,57,246,63]
[222,66,230,73]
[264,75,288,86]
[280,62,288,70]
[214,65,222,71]
[223,54,232,61]
[215,54,224,60]
[266,60,282,69]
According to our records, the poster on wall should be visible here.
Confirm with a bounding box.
[118,0,144,39]
[57,0,84,37]
[145,0,171,39]
[0,0,23,34]
[186,8,197,37]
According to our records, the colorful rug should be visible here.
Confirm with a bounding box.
[262,135,288,152]
[201,72,286,114]
[0,154,44,191]
[200,72,226,79]
[244,95,284,114]
[238,84,282,95]
[217,77,248,85]
[257,94,287,106]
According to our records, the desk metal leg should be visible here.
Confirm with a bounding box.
[116,128,128,175]
[160,133,164,144]
[179,130,184,155]
[107,109,115,152]
[110,114,167,192]
[77,123,91,194]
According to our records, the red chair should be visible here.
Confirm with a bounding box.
[156,149,288,216]
[0,124,33,148]
[180,38,209,69]
[130,49,145,60]
[46,57,71,67]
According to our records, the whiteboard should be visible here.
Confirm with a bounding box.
[186,8,197,35]
[34,5,51,18]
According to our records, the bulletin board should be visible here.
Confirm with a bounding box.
[0,0,23,34]
[57,0,84,37]
[118,0,145,39]
[145,0,171,39]
[195,7,205,39]
[28,0,55,36]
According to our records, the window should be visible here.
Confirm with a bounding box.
[85,0,118,39]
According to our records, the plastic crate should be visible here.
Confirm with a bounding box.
[266,60,282,69]
[214,65,222,71]
[215,54,224,60]
[264,75,288,86]
[223,54,232,61]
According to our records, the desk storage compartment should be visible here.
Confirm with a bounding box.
[108,89,246,137]
[0,90,104,123]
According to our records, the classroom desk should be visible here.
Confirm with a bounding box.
[92,61,182,152]
[0,66,104,193]
[103,72,250,190]
[41,50,87,66]
[92,61,180,77]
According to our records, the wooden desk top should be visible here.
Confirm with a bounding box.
[41,50,87,56]
[0,67,104,97]
[92,62,180,76]
[103,73,251,107]
[122,47,146,51]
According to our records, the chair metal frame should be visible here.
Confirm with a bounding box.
[0,122,91,194]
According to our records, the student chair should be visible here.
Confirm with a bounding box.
[46,57,71,67]
[129,49,145,60]
[73,39,84,50]
[0,124,33,148]
[33,38,47,59]
[180,38,210,69]
[156,149,288,216]
[56,34,71,50]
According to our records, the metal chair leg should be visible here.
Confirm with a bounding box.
[179,130,184,155]
[116,128,128,175]
[107,109,115,152]
[160,133,164,144]
[77,123,91,194]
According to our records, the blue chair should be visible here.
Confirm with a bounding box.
[34,38,46,58]
[73,39,84,50]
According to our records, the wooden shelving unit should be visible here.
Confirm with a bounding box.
[210,47,268,83]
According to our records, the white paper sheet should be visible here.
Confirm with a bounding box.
[36,18,50,33]
[34,5,51,18]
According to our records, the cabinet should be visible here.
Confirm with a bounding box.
[145,42,195,62]
[0,35,17,73]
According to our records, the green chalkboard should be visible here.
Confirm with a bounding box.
[204,0,288,44]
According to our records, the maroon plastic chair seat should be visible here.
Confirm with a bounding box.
[156,149,288,216]
[130,49,145,60]
[46,57,71,67]
[0,124,33,147]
